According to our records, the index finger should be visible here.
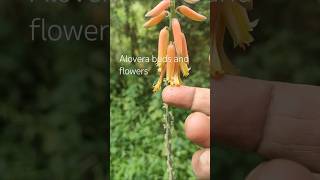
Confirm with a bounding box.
[162,86,210,115]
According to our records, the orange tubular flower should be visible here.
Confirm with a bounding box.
[211,0,258,78]
[180,33,190,77]
[166,42,176,85]
[153,66,166,92]
[176,5,207,21]
[172,18,183,56]
[145,0,170,18]
[172,60,182,85]
[144,11,169,28]
[157,26,170,72]
[180,32,189,64]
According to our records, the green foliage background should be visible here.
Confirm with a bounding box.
[110,0,210,179]
[0,1,107,179]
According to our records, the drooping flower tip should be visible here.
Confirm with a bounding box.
[179,61,190,77]
[180,32,189,65]
[153,66,166,93]
[172,60,184,86]
[172,18,183,56]
[157,26,169,69]
[180,33,190,77]
[166,42,176,85]
[153,82,161,93]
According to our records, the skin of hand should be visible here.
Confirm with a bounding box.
[162,75,320,180]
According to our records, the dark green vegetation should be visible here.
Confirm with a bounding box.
[0,1,108,179]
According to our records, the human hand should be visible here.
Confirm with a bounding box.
[162,75,320,180]
[213,75,320,180]
[163,86,210,179]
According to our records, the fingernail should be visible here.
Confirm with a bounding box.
[200,150,210,167]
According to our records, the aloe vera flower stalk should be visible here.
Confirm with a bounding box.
[146,0,206,92]
[144,0,206,179]
[211,0,258,78]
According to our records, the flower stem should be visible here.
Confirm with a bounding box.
[169,0,176,32]
[163,1,176,179]
[164,103,174,180]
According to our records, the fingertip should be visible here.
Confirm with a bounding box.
[192,149,210,180]
[162,86,173,103]
[161,86,195,108]
[185,112,210,147]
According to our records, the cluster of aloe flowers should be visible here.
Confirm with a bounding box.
[144,0,207,92]
[211,0,258,77]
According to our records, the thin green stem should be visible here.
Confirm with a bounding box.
[163,1,176,179]
[164,103,174,180]
[171,0,176,18]
[168,0,176,32]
